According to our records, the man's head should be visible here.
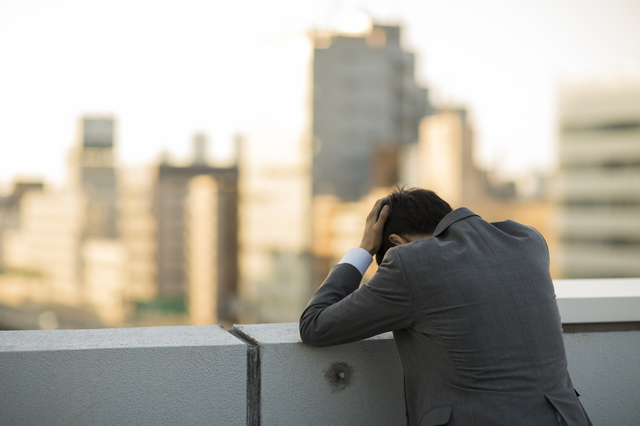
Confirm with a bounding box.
[375,187,452,265]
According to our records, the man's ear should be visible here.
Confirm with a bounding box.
[389,234,411,246]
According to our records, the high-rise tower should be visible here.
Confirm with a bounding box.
[312,25,433,200]
[556,80,640,278]
[75,117,118,238]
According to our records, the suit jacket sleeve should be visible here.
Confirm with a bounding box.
[299,248,415,347]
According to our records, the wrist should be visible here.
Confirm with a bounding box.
[358,243,377,256]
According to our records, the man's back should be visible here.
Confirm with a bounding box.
[386,208,588,425]
[301,200,592,426]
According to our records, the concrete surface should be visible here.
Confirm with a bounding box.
[233,322,406,426]
[0,326,246,426]
[564,330,640,426]
[555,278,640,323]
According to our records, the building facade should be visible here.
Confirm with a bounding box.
[71,117,119,238]
[152,158,238,322]
[312,24,433,201]
[556,80,640,278]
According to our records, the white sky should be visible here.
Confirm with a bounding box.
[1,0,639,189]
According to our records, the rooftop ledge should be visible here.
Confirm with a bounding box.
[1,278,639,426]
[554,277,640,326]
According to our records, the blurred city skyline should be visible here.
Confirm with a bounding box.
[2,0,640,190]
[2,10,639,330]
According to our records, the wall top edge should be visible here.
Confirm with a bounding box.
[233,322,395,344]
[554,278,640,298]
[0,325,246,352]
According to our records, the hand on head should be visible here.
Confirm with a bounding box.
[359,199,390,256]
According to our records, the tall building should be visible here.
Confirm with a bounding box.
[405,109,485,208]
[186,175,220,325]
[237,133,312,324]
[555,79,640,278]
[120,134,239,323]
[312,24,433,201]
[70,117,119,238]
[155,150,238,321]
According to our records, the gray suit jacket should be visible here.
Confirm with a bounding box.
[300,208,592,426]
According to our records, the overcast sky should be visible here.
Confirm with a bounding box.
[1,0,639,189]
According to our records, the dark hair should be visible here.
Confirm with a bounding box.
[375,187,452,265]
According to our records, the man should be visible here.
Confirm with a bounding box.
[300,188,591,426]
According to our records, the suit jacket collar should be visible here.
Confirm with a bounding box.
[432,207,479,237]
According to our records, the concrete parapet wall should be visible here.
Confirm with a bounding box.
[232,323,406,426]
[1,279,639,425]
[0,326,247,426]
[564,331,640,426]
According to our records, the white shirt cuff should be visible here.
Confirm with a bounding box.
[338,247,373,276]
